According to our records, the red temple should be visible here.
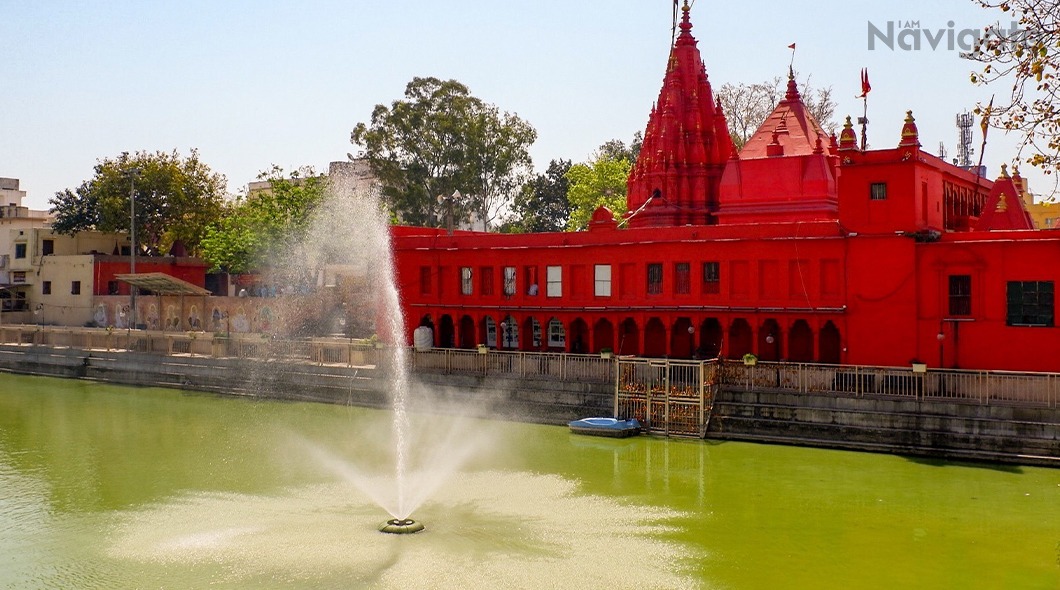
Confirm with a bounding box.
[391,3,1059,373]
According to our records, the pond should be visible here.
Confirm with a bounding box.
[1,373,1057,589]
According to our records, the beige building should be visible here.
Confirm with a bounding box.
[0,178,52,317]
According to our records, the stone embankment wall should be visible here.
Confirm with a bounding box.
[1,344,1057,466]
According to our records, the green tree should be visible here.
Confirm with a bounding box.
[351,76,537,229]
[503,159,572,233]
[565,155,631,230]
[464,103,538,228]
[199,165,328,275]
[49,149,226,255]
[968,0,1060,174]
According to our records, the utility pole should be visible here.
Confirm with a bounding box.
[128,169,140,329]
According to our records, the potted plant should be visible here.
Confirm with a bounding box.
[477,343,488,354]
[742,353,758,366]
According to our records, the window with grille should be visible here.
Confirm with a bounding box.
[503,266,516,296]
[948,275,971,316]
[1006,281,1054,327]
[870,182,888,200]
[14,243,26,259]
[647,263,663,295]
[674,262,691,294]
[460,267,473,295]
[702,261,720,294]
[547,318,565,347]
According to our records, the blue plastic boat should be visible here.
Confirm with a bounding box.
[568,417,642,438]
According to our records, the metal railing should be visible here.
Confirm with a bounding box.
[0,324,1056,408]
[723,360,1059,408]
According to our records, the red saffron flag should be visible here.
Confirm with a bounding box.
[788,43,796,49]
[860,68,871,98]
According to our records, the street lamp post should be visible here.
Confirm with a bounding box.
[436,190,461,236]
[687,324,695,359]
[33,303,43,329]
[128,169,140,329]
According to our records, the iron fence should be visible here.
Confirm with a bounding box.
[0,324,1056,409]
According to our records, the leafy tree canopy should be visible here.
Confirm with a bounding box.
[565,155,631,231]
[49,149,226,255]
[199,165,328,275]
[502,158,572,233]
[351,76,536,229]
[968,0,1060,174]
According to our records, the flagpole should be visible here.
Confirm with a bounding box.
[973,95,994,212]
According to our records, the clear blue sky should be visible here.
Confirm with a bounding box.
[2,0,1052,210]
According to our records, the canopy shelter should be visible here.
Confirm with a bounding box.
[114,273,210,331]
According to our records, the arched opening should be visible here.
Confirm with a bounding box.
[482,316,497,348]
[643,317,667,357]
[499,315,519,349]
[700,318,723,359]
[670,317,695,359]
[819,321,841,364]
[458,315,476,349]
[618,318,639,356]
[728,318,753,358]
[522,316,541,351]
[758,319,781,361]
[546,317,566,351]
[787,320,814,362]
[569,318,589,353]
[439,314,455,348]
[593,318,615,353]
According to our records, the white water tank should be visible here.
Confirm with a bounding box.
[413,326,434,351]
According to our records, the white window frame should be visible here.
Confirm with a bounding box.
[546,265,562,298]
[485,316,497,347]
[594,264,612,297]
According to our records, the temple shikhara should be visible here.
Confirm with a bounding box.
[392,3,1057,373]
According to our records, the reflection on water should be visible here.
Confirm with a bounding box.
[2,373,1059,589]
[108,474,694,589]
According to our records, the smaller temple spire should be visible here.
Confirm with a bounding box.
[898,110,920,148]
[784,65,801,101]
[838,116,858,151]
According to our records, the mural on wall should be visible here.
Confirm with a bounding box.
[188,306,202,331]
[93,304,108,327]
[258,306,272,333]
[165,305,180,331]
[232,306,250,333]
[211,307,223,332]
[147,303,159,331]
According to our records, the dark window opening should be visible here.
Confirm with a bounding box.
[42,239,54,256]
[1006,281,1054,327]
[71,281,81,295]
[419,266,432,295]
[647,263,663,295]
[948,275,971,316]
[481,267,494,296]
[702,261,720,294]
[14,243,26,259]
[870,182,887,200]
[42,281,51,295]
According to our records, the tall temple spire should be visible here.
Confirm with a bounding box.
[626,2,734,227]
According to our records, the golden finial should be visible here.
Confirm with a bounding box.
[1000,163,1009,178]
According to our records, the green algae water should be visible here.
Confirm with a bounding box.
[1,373,1058,589]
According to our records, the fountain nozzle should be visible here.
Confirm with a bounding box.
[379,518,425,534]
